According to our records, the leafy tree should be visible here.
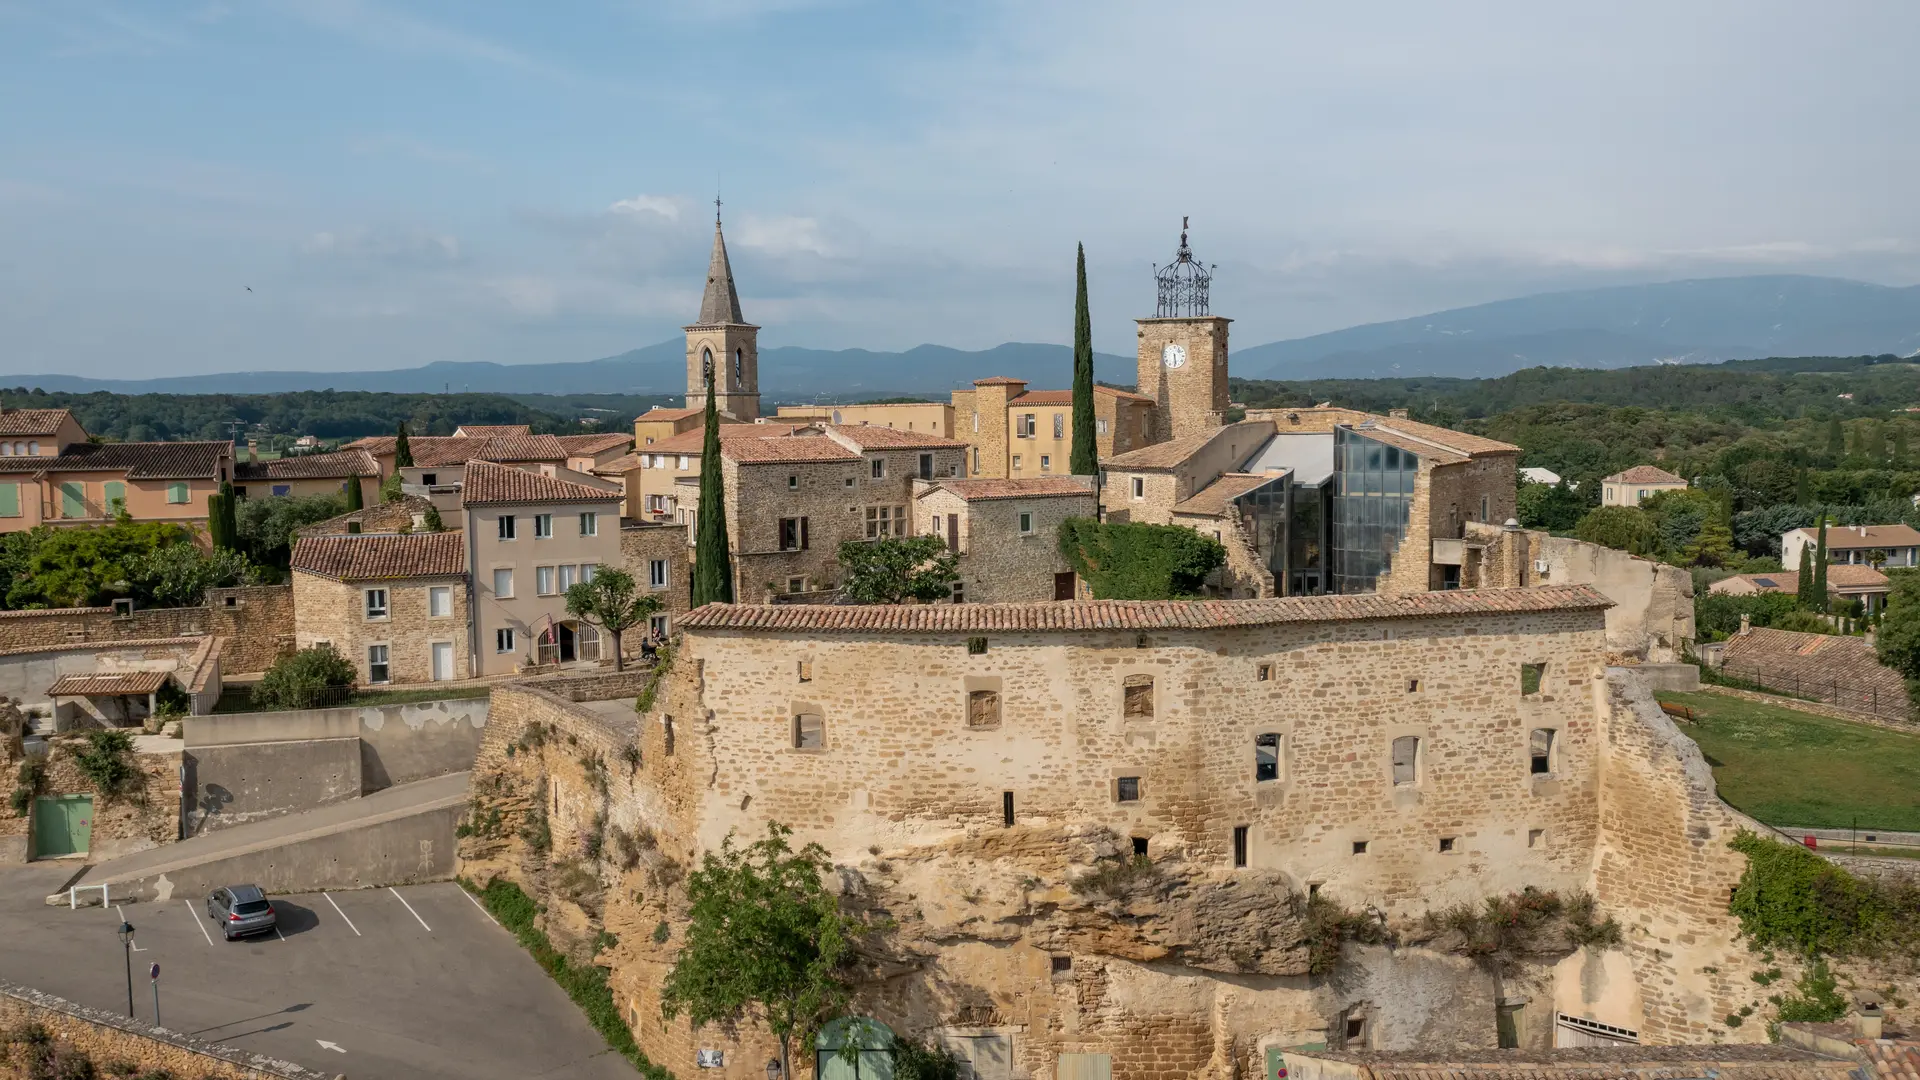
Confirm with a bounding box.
[422,504,445,532]
[1069,242,1097,476]
[1693,591,1803,642]
[565,568,662,672]
[344,475,365,512]
[1875,571,1920,706]
[1057,517,1226,599]
[837,536,960,604]
[1572,506,1655,556]
[380,471,405,503]
[6,521,192,608]
[691,368,734,607]
[394,421,414,468]
[660,823,867,1080]
[254,644,356,710]
[1825,416,1845,462]
[1683,519,1734,567]
[235,492,347,570]
[124,542,258,608]
[1770,609,1833,634]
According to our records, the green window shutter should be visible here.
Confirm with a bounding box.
[0,483,17,518]
[60,482,85,518]
[167,481,188,504]
[103,481,126,516]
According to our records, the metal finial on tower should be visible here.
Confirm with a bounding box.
[715,193,722,227]
[1155,217,1212,318]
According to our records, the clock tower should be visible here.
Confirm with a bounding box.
[1136,219,1229,443]
[685,201,761,420]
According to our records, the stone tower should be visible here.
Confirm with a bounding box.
[685,204,761,420]
[1135,219,1229,443]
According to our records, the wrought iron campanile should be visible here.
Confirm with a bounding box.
[1154,216,1214,318]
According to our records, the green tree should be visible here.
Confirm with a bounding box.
[393,421,414,468]
[1895,427,1910,467]
[124,543,258,608]
[1069,242,1098,476]
[1875,571,1920,706]
[1797,555,1814,607]
[1516,480,1589,534]
[380,471,405,503]
[1057,518,1227,599]
[691,369,734,607]
[1825,416,1845,462]
[564,568,662,672]
[235,492,347,570]
[1683,519,1734,567]
[254,644,357,710]
[344,475,365,512]
[422,504,445,532]
[660,823,867,1080]
[1572,506,1655,556]
[7,521,193,608]
[1812,514,1829,611]
[208,480,239,551]
[837,535,960,604]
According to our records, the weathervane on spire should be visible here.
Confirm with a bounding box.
[1155,216,1213,317]
[715,193,722,227]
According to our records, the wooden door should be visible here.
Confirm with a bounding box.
[1054,572,1077,601]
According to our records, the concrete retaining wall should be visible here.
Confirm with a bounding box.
[184,737,362,836]
[1631,662,1701,692]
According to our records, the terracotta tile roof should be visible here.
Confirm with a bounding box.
[235,449,377,481]
[635,407,701,422]
[1605,465,1687,485]
[1825,563,1891,590]
[1104,420,1273,471]
[460,458,620,506]
[295,494,439,538]
[1710,572,1793,595]
[477,434,567,462]
[1008,386,1154,406]
[723,436,861,465]
[972,376,1028,386]
[825,426,968,451]
[1719,626,1906,711]
[350,434,565,466]
[556,433,634,456]
[1857,1036,1920,1080]
[291,531,467,581]
[922,478,1096,502]
[1365,416,1518,456]
[592,453,645,476]
[682,583,1610,633]
[452,424,532,437]
[1174,472,1288,517]
[47,670,174,696]
[1791,523,1920,550]
[0,441,231,479]
[644,423,806,456]
[0,408,75,436]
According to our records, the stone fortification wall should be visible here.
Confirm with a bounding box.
[0,735,179,863]
[0,585,292,675]
[0,981,332,1080]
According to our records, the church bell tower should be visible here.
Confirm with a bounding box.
[1136,218,1229,443]
[685,200,761,420]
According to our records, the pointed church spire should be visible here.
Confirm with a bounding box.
[697,198,745,326]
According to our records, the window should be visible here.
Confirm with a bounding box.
[1016,414,1035,438]
[1479,494,1490,523]
[1439,837,1456,853]
[1052,413,1064,439]
[678,455,689,469]
[1130,476,1144,500]
[967,636,987,654]
[1407,678,1421,693]
[797,660,812,683]
[1011,455,1022,471]
[792,714,825,750]
[1343,1013,1367,1048]
[559,564,578,591]
[0,483,19,518]
[498,515,517,540]
[972,447,980,473]
[579,512,598,536]
[1391,736,1420,785]
[967,689,1000,729]
[1122,674,1153,719]
[1521,663,1545,695]
[270,484,290,497]
[1051,954,1071,974]
[429,586,452,617]
[580,562,596,583]
[533,514,552,539]
[649,614,669,639]
[648,559,668,588]
[788,475,798,490]
[1256,663,1272,681]
[972,412,980,433]
[107,479,127,508]
[493,568,514,598]
[1352,840,1368,854]
[1003,791,1015,827]
[1018,511,1033,534]
[1097,419,1109,435]
[166,481,188,504]
[918,453,933,480]
[1496,1004,1524,1050]
[1233,825,1249,868]
[951,581,965,604]
[421,473,438,486]
[1115,776,1141,802]
[779,517,809,551]
[787,577,805,593]
[870,458,885,479]
[364,588,388,619]
[367,645,390,684]
[1132,836,1149,856]
[1039,455,1051,472]
[536,566,558,596]
[1530,728,1556,774]
[1255,733,1281,782]
[864,506,903,538]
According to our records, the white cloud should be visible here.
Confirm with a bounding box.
[609,194,684,221]
[735,214,830,257]
[302,226,462,264]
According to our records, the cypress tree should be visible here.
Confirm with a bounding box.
[1896,427,1910,467]
[1797,551,1814,607]
[691,369,734,607]
[344,475,364,512]
[1825,417,1845,462]
[208,480,238,550]
[1813,513,1829,612]
[394,422,414,468]
[1069,242,1098,476]
[1793,468,1811,505]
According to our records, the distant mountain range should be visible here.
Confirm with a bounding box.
[8,275,1919,396]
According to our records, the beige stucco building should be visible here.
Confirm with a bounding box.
[290,531,470,685]
[776,401,957,437]
[460,459,623,676]
[1600,466,1687,507]
[0,408,233,533]
[234,447,377,502]
[952,379,1157,480]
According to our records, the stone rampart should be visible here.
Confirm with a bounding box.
[0,981,332,1080]
[0,585,292,674]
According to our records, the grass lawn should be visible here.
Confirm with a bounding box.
[1659,690,1920,832]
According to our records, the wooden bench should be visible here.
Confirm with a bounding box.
[1658,701,1695,722]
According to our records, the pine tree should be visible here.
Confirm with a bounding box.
[1813,513,1830,613]
[1069,243,1097,476]
[344,475,364,513]
[691,368,734,607]
[394,422,414,469]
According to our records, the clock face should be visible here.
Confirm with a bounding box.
[1162,343,1187,369]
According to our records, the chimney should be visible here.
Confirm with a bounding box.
[1857,525,1868,538]
[246,439,258,464]
[1739,613,1752,635]
[1853,999,1885,1039]
[1388,408,1409,420]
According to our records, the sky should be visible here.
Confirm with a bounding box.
[2,0,1918,378]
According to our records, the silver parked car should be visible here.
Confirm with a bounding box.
[206,884,277,941]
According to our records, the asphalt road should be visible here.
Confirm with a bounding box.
[0,864,637,1080]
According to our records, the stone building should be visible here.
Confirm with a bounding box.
[951,379,1157,480]
[1600,466,1687,507]
[459,585,1838,1080]
[914,477,1097,602]
[233,446,377,501]
[620,519,691,640]
[557,432,636,474]
[684,208,762,421]
[776,401,956,437]
[290,531,470,685]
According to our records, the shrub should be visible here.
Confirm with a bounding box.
[73,729,139,800]
[1727,831,1886,956]
[1057,517,1226,599]
[1302,893,1388,975]
[891,1039,963,1080]
[1070,854,1160,898]
[253,644,356,711]
[1774,958,1849,1024]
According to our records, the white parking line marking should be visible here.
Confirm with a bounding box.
[324,893,361,937]
[460,888,501,928]
[391,888,431,932]
[185,901,214,946]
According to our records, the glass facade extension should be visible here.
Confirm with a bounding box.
[1329,427,1418,594]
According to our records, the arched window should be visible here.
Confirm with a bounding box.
[734,347,744,388]
[701,347,713,383]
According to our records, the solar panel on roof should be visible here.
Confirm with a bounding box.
[1753,577,1778,588]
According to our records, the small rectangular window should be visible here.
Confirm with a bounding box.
[1115,776,1141,802]
[429,586,452,617]
[787,577,804,593]
[1131,836,1149,857]
[1255,733,1281,782]
[649,614,669,639]
[1439,837,1456,853]
[364,588,388,619]
[1011,454,1022,471]
[1407,678,1421,693]
[1232,825,1248,868]
[1352,840,1368,855]
[533,513,552,538]
[367,644,389,684]
[1496,1004,1524,1050]
[1003,791,1015,827]
[1391,735,1420,785]
[559,564,577,591]
[1050,954,1071,973]
[496,628,516,653]
[1344,1014,1367,1047]
[793,714,825,750]
[536,565,557,595]
[493,567,514,598]
[1521,663,1545,695]
[648,559,668,588]
[1122,674,1154,719]
[579,512,598,536]
[1256,663,1272,681]
[421,472,438,486]
[497,515,516,540]
[1528,829,1545,848]
[1018,511,1033,534]
[967,689,1000,729]
[966,636,987,655]
[1530,728,1556,774]
[797,660,812,682]
[870,458,884,479]
[1039,455,1050,472]
[1053,413,1064,439]
[788,475,798,489]
[1130,476,1144,499]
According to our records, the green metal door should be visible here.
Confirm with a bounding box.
[60,482,85,519]
[32,795,92,858]
[1266,1047,1288,1080]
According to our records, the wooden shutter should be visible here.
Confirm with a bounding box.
[0,483,17,518]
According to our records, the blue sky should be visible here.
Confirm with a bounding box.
[3,0,1918,377]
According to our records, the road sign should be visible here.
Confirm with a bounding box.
[149,963,159,980]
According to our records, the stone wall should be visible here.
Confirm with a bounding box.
[0,734,179,863]
[0,981,332,1080]
[915,487,1096,603]
[621,520,691,636]
[291,570,469,684]
[0,585,292,675]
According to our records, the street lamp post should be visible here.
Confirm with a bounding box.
[116,921,135,1018]
[767,1057,783,1080]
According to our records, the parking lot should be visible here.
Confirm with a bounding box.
[0,865,636,1080]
